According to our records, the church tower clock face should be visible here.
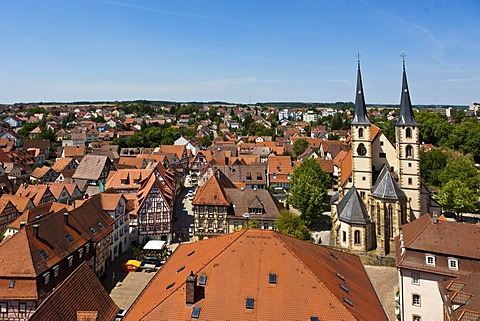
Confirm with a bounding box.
[357,143,367,156]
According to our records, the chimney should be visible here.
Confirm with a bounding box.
[33,224,39,238]
[432,211,438,224]
[19,221,26,228]
[186,271,197,305]
[64,212,69,225]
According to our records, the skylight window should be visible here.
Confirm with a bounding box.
[191,306,201,319]
[165,282,175,290]
[336,273,345,281]
[343,298,354,307]
[246,298,254,309]
[330,252,338,259]
[177,266,185,273]
[65,234,73,243]
[9,280,15,288]
[97,222,104,229]
[310,317,319,321]
[269,273,277,284]
[89,227,96,234]
[340,284,349,293]
[40,250,49,259]
[199,274,207,286]
[187,250,195,257]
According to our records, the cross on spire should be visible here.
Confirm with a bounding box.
[356,52,361,64]
[400,51,407,62]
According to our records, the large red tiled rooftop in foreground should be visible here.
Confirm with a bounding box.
[125,229,387,321]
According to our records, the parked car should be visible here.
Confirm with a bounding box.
[141,256,161,267]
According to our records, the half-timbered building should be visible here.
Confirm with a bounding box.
[0,199,20,233]
[134,173,173,243]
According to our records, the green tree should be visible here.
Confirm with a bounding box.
[38,127,55,141]
[438,179,478,220]
[438,156,480,191]
[416,111,452,146]
[275,210,312,240]
[289,158,331,226]
[17,123,38,138]
[420,148,448,187]
[293,138,309,157]
[200,134,212,147]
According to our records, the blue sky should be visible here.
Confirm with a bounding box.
[0,0,479,105]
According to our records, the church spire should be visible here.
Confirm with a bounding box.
[351,55,370,125]
[396,54,418,126]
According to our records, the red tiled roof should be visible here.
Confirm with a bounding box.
[340,149,352,187]
[0,194,33,212]
[125,229,387,321]
[29,263,119,321]
[370,124,381,142]
[192,170,235,206]
[401,214,480,259]
[52,157,76,173]
[317,158,334,174]
[63,146,86,157]
[16,184,55,206]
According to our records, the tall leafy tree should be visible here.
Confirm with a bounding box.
[438,156,480,191]
[420,148,448,187]
[289,158,331,226]
[438,179,478,220]
[275,210,312,240]
[293,138,309,157]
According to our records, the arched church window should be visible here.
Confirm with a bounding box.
[359,127,364,138]
[406,127,412,138]
[354,230,361,245]
[388,205,394,238]
[376,204,381,236]
[357,143,367,156]
[406,145,413,158]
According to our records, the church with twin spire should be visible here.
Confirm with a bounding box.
[331,58,441,255]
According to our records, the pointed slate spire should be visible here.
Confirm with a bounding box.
[396,56,418,126]
[351,56,371,125]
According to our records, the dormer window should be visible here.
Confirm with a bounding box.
[43,272,50,285]
[448,258,458,270]
[426,254,435,266]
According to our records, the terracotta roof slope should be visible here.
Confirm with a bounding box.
[192,170,236,206]
[0,194,33,213]
[29,263,119,321]
[52,157,75,173]
[0,228,36,278]
[125,229,387,321]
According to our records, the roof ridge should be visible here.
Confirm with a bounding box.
[137,230,248,318]
[273,232,355,318]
